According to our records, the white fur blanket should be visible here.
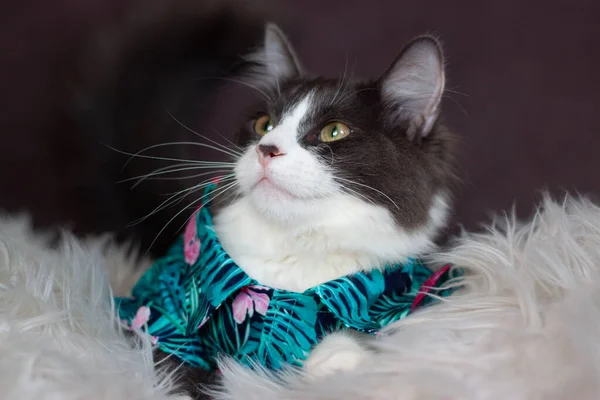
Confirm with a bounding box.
[1,194,600,400]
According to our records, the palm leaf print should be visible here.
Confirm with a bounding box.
[256,291,319,369]
[129,257,188,325]
[157,332,212,370]
[368,289,414,326]
[313,272,387,331]
[184,277,211,336]
[199,301,253,369]
[189,212,254,307]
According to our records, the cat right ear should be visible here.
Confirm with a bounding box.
[245,23,303,89]
[379,36,446,141]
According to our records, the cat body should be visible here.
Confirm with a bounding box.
[119,190,454,372]
[213,25,455,295]
[119,22,458,398]
[127,23,458,386]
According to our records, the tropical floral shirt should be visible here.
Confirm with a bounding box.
[116,183,457,371]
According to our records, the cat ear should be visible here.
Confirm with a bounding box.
[379,36,445,140]
[246,23,303,88]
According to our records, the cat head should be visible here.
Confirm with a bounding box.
[221,24,456,256]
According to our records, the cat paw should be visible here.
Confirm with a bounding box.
[303,332,370,379]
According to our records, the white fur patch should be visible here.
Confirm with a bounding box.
[214,193,448,291]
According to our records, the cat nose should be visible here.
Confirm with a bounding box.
[256,144,285,165]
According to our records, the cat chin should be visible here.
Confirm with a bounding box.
[247,187,322,224]
[254,179,298,200]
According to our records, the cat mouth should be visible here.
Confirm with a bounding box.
[254,177,297,199]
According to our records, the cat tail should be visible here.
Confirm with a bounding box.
[68,0,268,255]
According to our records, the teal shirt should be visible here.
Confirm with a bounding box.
[116,183,457,371]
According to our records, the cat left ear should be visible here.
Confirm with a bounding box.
[379,36,445,140]
[246,23,303,88]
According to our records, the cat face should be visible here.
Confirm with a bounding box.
[228,24,455,240]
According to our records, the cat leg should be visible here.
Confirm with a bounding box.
[303,330,374,378]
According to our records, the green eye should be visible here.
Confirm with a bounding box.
[254,115,274,136]
[319,122,351,143]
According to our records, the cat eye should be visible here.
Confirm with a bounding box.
[254,115,274,136]
[319,122,351,143]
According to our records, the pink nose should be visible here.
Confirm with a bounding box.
[256,144,285,166]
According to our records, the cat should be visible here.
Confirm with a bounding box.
[145,22,458,398]
[207,23,456,377]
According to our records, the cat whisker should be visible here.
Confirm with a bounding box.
[444,87,471,98]
[160,175,235,197]
[146,180,239,253]
[125,161,234,189]
[315,145,335,167]
[274,75,281,97]
[106,145,234,171]
[128,141,241,164]
[119,164,233,187]
[333,176,400,210]
[173,180,240,233]
[202,180,240,209]
[132,169,233,187]
[164,179,235,213]
[443,94,468,117]
[338,184,378,207]
[166,111,243,158]
[117,162,192,185]
[212,128,243,152]
[128,175,235,227]
[137,162,235,174]
[138,170,233,182]
[212,182,242,207]
[329,53,349,108]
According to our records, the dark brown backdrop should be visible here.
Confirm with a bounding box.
[1,0,599,251]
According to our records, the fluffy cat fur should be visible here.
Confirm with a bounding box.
[214,24,455,291]
[199,24,458,378]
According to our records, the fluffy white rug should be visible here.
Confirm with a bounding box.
[1,193,600,400]
[0,215,188,400]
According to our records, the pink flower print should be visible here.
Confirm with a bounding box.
[232,286,271,324]
[184,211,201,265]
[410,264,452,312]
[131,306,151,329]
[120,306,159,345]
[210,176,223,184]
